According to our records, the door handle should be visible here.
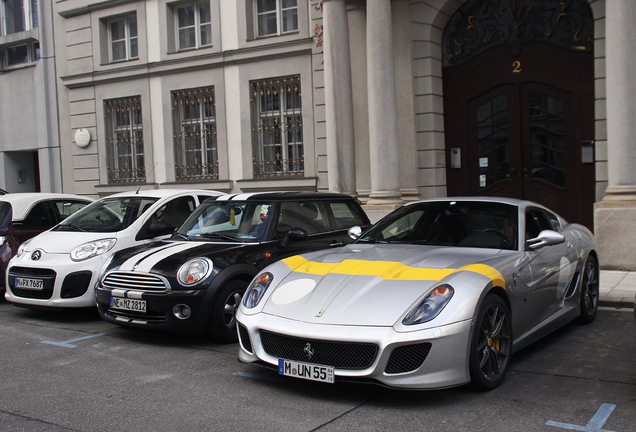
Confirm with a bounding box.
[330,241,343,247]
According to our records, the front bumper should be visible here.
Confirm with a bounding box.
[235,311,474,390]
[95,284,215,334]
[5,255,100,308]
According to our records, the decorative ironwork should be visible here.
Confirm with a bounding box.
[172,86,219,181]
[251,76,304,178]
[105,96,146,184]
[443,0,594,67]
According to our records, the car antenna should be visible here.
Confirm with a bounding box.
[136,162,158,194]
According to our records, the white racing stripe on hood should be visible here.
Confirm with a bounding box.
[119,242,201,272]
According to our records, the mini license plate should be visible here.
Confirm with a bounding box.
[278,359,334,383]
[110,297,146,313]
[14,277,44,290]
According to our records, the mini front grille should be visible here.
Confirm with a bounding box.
[259,330,378,370]
[102,272,167,291]
[384,343,432,374]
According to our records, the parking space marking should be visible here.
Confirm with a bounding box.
[546,403,617,432]
[40,332,106,348]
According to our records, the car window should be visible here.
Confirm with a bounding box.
[54,200,91,220]
[181,201,273,241]
[360,201,518,250]
[329,201,368,229]
[150,196,195,232]
[0,202,11,229]
[276,201,328,236]
[525,208,555,240]
[54,197,159,233]
[22,202,57,227]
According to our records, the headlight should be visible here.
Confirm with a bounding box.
[243,272,274,309]
[15,239,32,257]
[402,284,454,325]
[70,238,117,262]
[177,258,213,286]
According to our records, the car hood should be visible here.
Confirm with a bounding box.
[260,243,506,327]
[21,231,122,254]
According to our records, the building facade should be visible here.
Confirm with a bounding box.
[10,0,633,269]
[0,0,61,193]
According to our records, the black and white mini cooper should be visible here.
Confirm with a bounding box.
[95,192,369,342]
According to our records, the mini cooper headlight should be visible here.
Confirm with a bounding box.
[15,239,32,258]
[177,258,213,286]
[243,272,274,309]
[402,284,454,325]
[70,238,117,262]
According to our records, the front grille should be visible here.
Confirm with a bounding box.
[260,330,378,370]
[385,343,432,374]
[238,324,253,353]
[8,267,56,299]
[102,272,167,291]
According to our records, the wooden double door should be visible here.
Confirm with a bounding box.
[443,43,595,228]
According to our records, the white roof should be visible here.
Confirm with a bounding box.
[0,193,94,221]
[101,188,223,200]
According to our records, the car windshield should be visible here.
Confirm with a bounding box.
[53,197,159,233]
[177,201,274,242]
[359,201,518,250]
[0,202,11,230]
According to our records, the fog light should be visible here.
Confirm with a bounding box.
[173,304,192,320]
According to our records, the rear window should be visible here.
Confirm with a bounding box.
[0,202,11,230]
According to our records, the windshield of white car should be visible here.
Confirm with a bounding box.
[359,201,518,250]
[53,197,159,233]
[177,201,273,242]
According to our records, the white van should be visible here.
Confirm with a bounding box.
[5,189,221,309]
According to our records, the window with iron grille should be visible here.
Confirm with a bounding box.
[104,97,145,184]
[251,75,303,178]
[175,1,212,50]
[108,14,138,62]
[172,87,218,181]
[255,0,297,38]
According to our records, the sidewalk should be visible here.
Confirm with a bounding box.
[600,270,636,308]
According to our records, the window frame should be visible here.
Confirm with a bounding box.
[250,75,304,178]
[254,0,298,38]
[2,40,38,69]
[172,86,219,181]
[107,14,138,63]
[104,96,146,184]
[1,0,37,36]
[174,1,212,51]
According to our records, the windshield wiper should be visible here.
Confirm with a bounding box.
[172,233,190,241]
[55,224,86,232]
[197,233,241,242]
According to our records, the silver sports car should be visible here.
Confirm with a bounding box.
[236,198,599,390]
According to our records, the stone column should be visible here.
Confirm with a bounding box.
[595,0,636,269]
[323,0,357,195]
[365,0,403,208]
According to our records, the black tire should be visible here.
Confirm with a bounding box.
[469,294,512,390]
[577,255,599,324]
[207,280,246,343]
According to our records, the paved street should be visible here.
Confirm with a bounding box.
[0,298,634,432]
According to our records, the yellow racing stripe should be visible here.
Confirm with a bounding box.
[281,255,505,288]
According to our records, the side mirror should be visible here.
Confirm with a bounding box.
[281,228,307,248]
[348,226,362,240]
[526,229,565,250]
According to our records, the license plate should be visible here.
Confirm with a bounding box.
[278,359,334,383]
[14,277,44,290]
[110,297,146,313]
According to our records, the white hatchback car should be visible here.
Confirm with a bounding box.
[5,189,221,309]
